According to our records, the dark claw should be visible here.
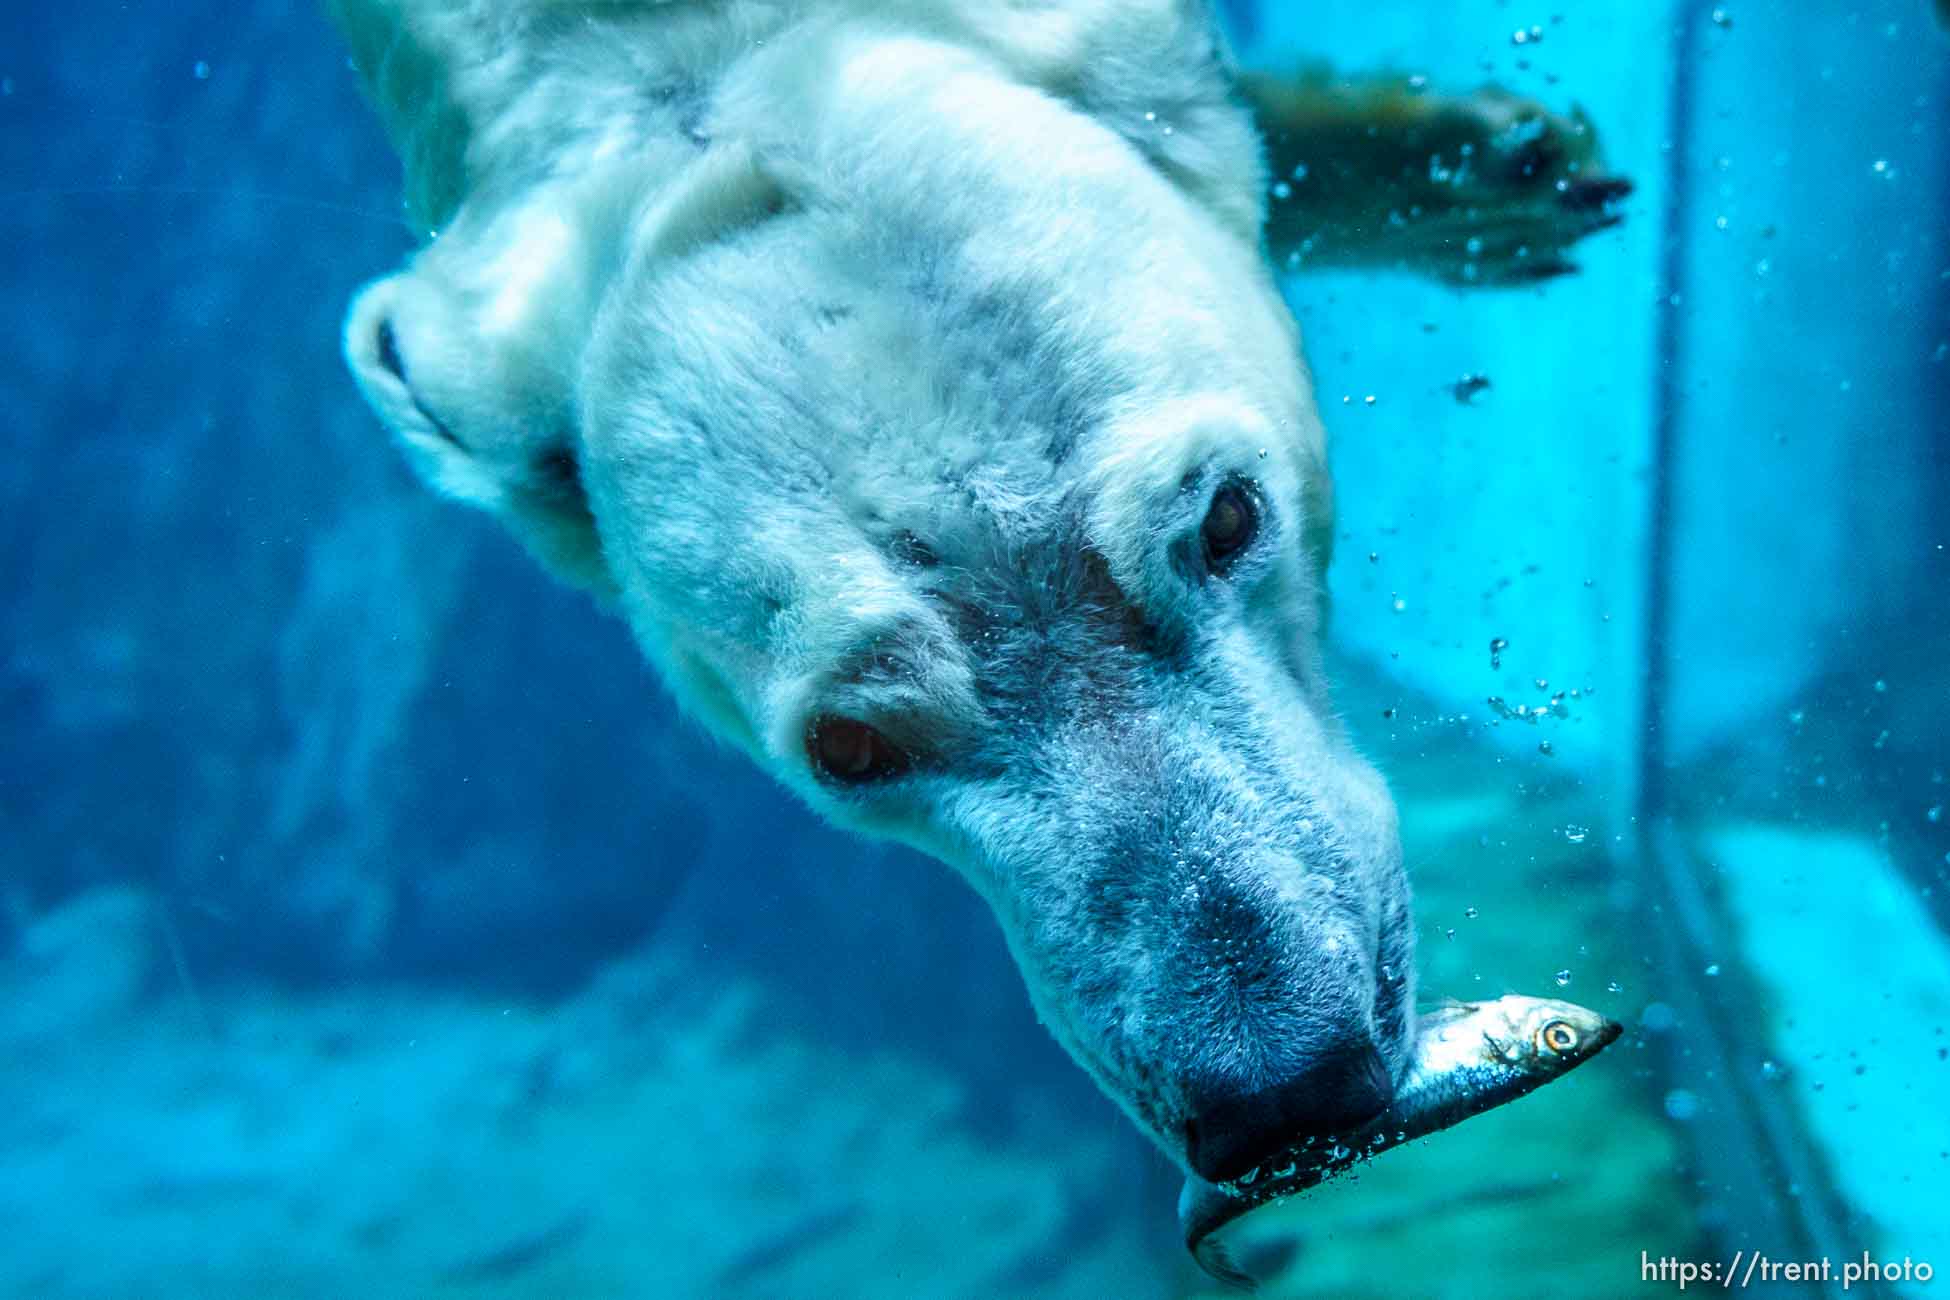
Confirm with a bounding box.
[1559,175,1634,212]
[1489,257,1578,286]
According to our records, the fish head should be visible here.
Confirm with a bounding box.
[1474,995,1622,1076]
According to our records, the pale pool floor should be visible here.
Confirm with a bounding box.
[1,663,1702,1299]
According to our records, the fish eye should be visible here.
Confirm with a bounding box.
[806,715,909,784]
[1200,482,1259,573]
[1539,1020,1580,1053]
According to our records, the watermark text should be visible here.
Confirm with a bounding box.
[1641,1250,1934,1289]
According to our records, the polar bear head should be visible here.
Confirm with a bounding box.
[339,5,1409,1185]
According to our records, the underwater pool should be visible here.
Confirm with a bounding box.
[3,1,1946,1296]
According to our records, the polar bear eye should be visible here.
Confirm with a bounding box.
[807,715,910,784]
[1200,483,1259,572]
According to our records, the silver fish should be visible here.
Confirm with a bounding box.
[1179,994,1622,1287]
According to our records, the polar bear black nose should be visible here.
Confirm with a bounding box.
[1183,1039,1393,1184]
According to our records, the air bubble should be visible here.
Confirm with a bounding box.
[1555,969,1572,987]
[1704,963,1721,977]
[1464,907,1479,919]
[1607,981,1623,994]
[1565,825,1589,844]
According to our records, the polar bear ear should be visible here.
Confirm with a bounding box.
[344,256,615,599]
[341,144,796,600]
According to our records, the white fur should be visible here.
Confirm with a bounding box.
[334,0,1408,1176]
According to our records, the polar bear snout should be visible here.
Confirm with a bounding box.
[1182,1038,1394,1184]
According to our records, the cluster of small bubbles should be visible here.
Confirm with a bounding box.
[1555,969,1572,987]
[1511,25,1544,45]
[1872,159,1896,180]
[1664,1089,1700,1121]
[1704,963,1721,977]
[1464,906,1479,919]
[1489,636,1509,669]
[1607,981,1624,994]
[1564,825,1589,844]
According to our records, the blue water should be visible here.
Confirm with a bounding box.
[3,2,1945,1296]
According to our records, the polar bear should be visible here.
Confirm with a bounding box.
[329,0,1626,1186]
